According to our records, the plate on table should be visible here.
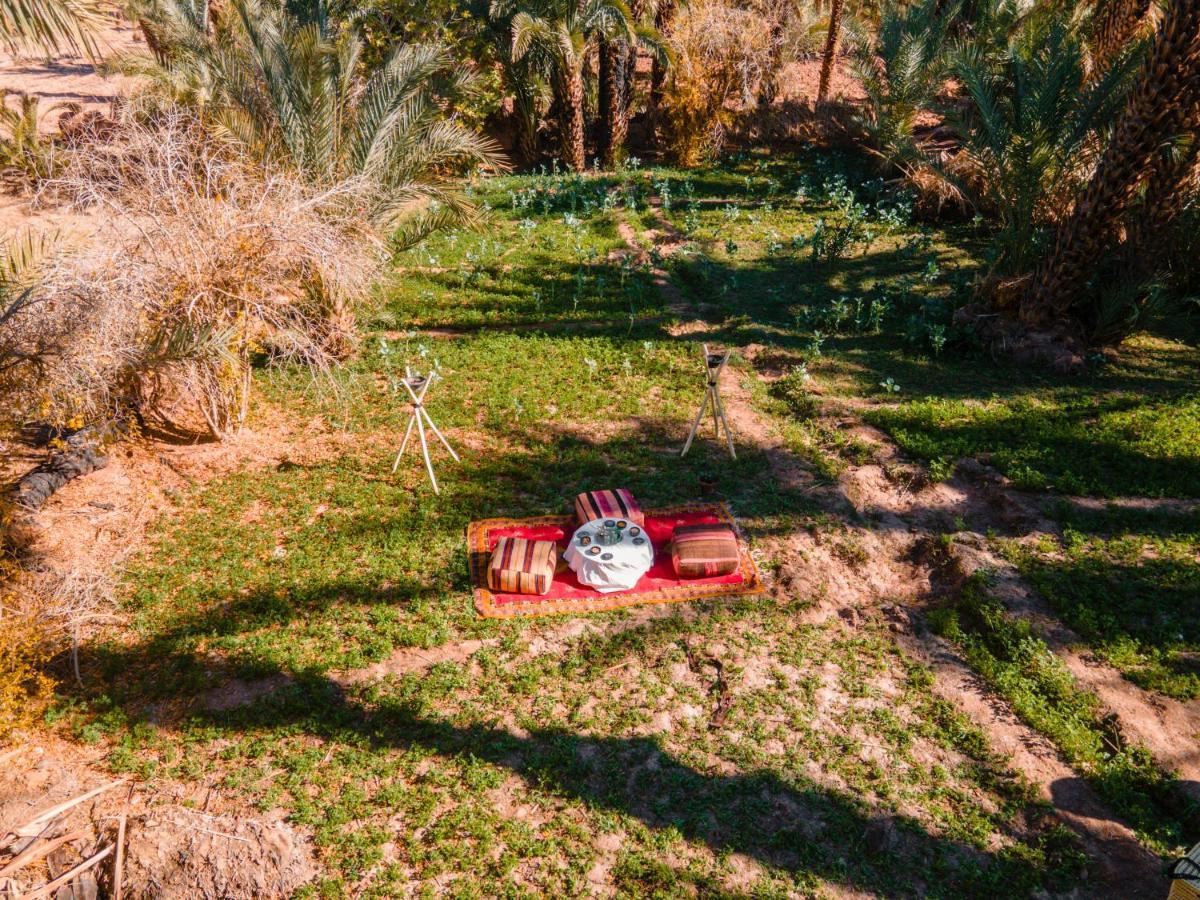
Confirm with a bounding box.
[628,526,641,537]
[631,537,645,546]
[578,534,591,546]
[601,552,613,561]
[588,546,601,556]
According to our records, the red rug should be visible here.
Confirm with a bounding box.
[468,503,763,618]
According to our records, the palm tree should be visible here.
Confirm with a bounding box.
[850,0,956,172]
[817,0,846,103]
[1023,0,1200,330]
[599,0,662,168]
[941,15,1136,276]
[0,0,100,55]
[1130,123,1200,258]
[1089,0,1151,75]
[122,0,505,245]
[499,0,639,171]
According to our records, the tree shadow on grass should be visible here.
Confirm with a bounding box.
[80,633,1089,899]
[864,401,1200,498]
[1019,552,1200,700]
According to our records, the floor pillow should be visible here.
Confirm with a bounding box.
[488,537,558,595]
[671,523,740,578]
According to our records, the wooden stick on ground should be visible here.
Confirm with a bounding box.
[0,828,89,879]
[19,843,113,900]
[112,785,133,900]
[10,779,127,840]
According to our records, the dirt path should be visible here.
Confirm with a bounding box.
[0,14,137,127]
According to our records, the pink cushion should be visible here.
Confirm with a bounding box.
[574,489,644,526]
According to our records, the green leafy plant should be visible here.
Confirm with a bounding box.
[940,11,1139,276]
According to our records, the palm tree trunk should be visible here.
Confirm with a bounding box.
[649,1,676,121]
[515,86,540,166]
[817,0,846,105]
[1127,96,1200,268]
[624,0,646,121]
[562,65,587,172]
[600,39,629,168]
[598,41,611,160]
[1091,0,1151,75]
[1022,0,1200,329]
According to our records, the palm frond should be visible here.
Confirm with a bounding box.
[0,0,101,56]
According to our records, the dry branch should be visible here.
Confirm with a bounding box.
[10,448,108,510]
[9,779,127,842]
[112,786,132,900]
[0,828,89,879]
[19,843,113,900]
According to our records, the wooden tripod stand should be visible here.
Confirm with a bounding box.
[391,367,460,494]
[680,344,736,460]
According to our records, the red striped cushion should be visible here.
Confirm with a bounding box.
[488,537,557,595]
[671,524,739,578]
[574,489,644,526]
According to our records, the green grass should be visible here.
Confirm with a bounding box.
[868,376,1200,497]
[65,602,1088,897]
[1005,504,1200,700]
[63,150,1200,896]
[929,573,1196,855]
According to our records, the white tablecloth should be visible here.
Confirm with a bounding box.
[563,517,655,593]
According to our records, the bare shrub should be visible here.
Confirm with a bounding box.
[660,0,774,166]
[5,111,387,439]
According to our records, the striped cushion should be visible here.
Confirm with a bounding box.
[671,524,739,578]
[574,489,644,526]
[488,538,557,595]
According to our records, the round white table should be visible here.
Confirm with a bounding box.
[563,517,655,593]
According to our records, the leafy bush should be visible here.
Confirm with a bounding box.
[849,0,954,174]
[770,364,820,419]
[0,91,58,186]
[942,14,1138,276]
[661,0,773,166]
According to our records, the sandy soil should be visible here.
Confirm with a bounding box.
[0,11,139,236]
[0,13,138,129]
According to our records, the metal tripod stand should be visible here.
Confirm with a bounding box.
[680,344,736,460]
[391,367,460,494]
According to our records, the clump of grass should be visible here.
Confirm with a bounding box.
[769,364,820,420]
[929,574,1195,854]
